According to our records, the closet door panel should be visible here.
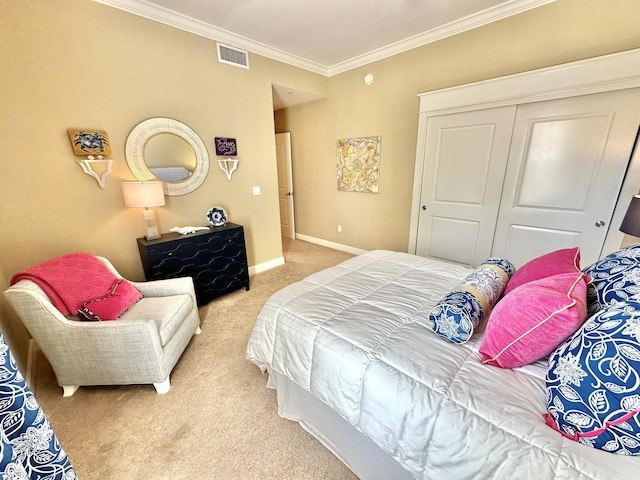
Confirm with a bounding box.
[416,106,516,266]
[500,226,581,269]
[492,88,640,268]
[428,217,479,266]
[516,116,608,209]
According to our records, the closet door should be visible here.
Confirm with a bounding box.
[492,88,640,268]
[416,106,516,266]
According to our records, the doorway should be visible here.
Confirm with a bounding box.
[275,132,295,239]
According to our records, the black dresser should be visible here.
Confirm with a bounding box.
[136,223,250,306]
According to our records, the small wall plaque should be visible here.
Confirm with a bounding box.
[214,137,237,156]
[68,129,112,156]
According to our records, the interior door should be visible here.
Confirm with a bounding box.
[276,132,295,239]
[416,106,516,266]
[492,89,640,268]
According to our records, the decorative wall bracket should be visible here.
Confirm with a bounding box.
[217,158,239,181]
[78,155,113,189]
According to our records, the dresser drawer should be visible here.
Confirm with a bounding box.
[146,243,243,274]
[195,263,249,301]
[146,230,244,262]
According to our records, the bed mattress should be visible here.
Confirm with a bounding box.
[246,250,639,479]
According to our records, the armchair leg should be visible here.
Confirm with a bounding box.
[153,377,171,394]
[62,385,79,397]
[195,326,202,334]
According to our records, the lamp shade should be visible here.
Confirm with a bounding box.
[620,195,640,237]
[122,181,165,208]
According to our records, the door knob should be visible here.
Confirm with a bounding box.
[421,205,427,211]
[595,220,605,228]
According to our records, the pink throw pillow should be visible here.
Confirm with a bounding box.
[78,279,143,321]
[503,247,580,296]
[479,271,589,368]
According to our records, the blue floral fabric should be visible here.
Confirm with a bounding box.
[428,257,514,344]
[583,243,640,315]
[545,301,640,455]
[0,334,76,479]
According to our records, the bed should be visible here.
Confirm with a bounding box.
[245,249,640,479]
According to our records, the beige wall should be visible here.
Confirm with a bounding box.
[0,257,30,369]
[0,0,326,365]
[276,0,640,252]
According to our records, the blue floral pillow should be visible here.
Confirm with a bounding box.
[545,301,640,455]
[0,333,76,479]
[428,257,514,344]
[583,243,640,315]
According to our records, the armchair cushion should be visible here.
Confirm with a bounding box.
[78,279,143,321]
[121,294,194,346]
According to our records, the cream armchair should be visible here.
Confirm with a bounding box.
[3,256,201,396]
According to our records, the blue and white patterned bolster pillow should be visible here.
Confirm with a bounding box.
[545,300,640,455]
[428,257,515,344]
[583,243,640,315]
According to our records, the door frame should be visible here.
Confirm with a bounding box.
[409,48,640,259]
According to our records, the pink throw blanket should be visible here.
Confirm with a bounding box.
[10,253,119,316]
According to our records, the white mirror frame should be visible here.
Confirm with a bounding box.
[125,117,209,196]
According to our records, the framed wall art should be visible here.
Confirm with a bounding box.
[336,136,381,193]
[214,137,237,156]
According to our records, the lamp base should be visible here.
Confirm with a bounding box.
[143,208,161,240]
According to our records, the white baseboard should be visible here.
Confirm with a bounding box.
[248,235,366,277]
[249,256,285,276]
[295,233,368,256]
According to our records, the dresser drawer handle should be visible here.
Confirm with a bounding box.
[167,252,173,256]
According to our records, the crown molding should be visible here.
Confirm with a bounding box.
[327,0,556,76]
[94,0,555,77]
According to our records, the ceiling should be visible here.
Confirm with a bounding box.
[95,0,554,108]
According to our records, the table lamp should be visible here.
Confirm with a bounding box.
[620,195,640,237]
[122,181,165,240]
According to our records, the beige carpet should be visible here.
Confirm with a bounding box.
[35,239,357,480]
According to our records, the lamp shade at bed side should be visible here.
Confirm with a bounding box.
[620,195,640,237]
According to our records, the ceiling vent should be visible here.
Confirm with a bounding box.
[217,43,249,69]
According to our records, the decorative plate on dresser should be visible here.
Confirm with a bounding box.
[206,206,227,227]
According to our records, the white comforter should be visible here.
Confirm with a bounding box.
[246,250,639,479]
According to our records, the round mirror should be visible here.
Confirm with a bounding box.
[125,118,209,196]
